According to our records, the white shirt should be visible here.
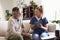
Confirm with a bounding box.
[35,16,41,21]
[35,16,45,21]
[7,16,23,36]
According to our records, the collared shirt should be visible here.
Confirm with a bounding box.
[7,16,23,36]
[30,16,48,35]
[35,16,41,21]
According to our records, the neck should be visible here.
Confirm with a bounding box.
[36,16,41,19]
[13,16,19,22]
[13,16,18,19]
[38,16,41,18]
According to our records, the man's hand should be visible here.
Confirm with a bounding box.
[21,32,30,37]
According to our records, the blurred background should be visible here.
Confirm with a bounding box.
[0,0,60,22]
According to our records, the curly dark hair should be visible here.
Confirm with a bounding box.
[12,7,19,12]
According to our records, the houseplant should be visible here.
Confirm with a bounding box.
[5,10,12,20]
[52,20,60,23]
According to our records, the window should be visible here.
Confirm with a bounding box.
[23,1,37,20]
[42,0,60,21]
[23,6,34,20]
[23,0,42,20]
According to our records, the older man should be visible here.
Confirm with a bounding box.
[7,7,23,40]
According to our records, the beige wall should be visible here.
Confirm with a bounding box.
[0,0,14,12]
[0,0,18,21]
[23,0,42,6]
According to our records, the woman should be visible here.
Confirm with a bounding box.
[30,7,49,40]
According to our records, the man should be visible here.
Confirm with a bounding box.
[7,7,23,40]
[30,7,49,40]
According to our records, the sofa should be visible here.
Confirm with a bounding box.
[0,20,56,40]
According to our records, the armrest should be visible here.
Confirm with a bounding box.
[48,23,56,32]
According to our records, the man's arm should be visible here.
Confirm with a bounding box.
[8,20,17,35]
[11,20,18,34]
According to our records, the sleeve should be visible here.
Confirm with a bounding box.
[30,17,35,24]
[19,17,24,28]
[8,19,18,35]
[43,17,48,25]
[19,17,24,33]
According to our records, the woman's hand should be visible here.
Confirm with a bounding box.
[39,24,48,30]
[21,32,30,37]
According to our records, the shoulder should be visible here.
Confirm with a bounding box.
[42,17,48,24]
[30,16,36,22]
[8,16,14,23]
[30,16,36,20]
[30,16,36,24]
[9,16,13,21]
[42,17,47,20]
[9,17,13,22]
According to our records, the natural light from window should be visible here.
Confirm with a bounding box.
[42,0,60,21]
[0,3,5,21]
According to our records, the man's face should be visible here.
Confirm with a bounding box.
[13,11,21,19]
[35,9,42,18]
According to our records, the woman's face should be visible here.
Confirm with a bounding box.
[35,9,42,18]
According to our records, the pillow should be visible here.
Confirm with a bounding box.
[48,23,56,32]
[0,21,8,36]
[23,20,30,32]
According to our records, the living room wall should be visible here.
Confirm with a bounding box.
[0,0,18,21]
[23,0,42,6]
[42,0,60,21]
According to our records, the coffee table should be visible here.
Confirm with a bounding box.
[41,35,56,40]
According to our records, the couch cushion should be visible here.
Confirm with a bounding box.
[48,23,56,32]
[0,21,8,36]
[0,37,6,40]
[23,20,30,32]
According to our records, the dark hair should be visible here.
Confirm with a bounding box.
[12,7,19,12]
[35,7,43,13]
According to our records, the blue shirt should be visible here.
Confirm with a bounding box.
[30,16,48,35]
